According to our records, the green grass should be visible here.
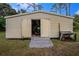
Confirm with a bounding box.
[0,32,79,56]
[52,39,79,55]
[75,31,79,41]
[0,32,30,55]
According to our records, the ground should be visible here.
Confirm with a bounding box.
[0,32,79,56]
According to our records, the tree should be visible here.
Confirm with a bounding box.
[51,3,71,16]
[9,9,17,15]
[37,4,43,10]
[51,3,61,14]
[16,3,43,12]
[0,3,17,16]
[73,15,79,31]
[20,9,27,13]
[65,3,70,16]
[26,3,43,11]
[0,16,5,31]
[17,9,27,13]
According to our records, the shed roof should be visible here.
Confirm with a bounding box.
[5,10,74,19]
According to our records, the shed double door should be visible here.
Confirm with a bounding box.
[22,19,51,38]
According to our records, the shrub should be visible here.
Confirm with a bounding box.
[0,16,5,31]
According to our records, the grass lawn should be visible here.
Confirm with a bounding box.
[0,32,79,56]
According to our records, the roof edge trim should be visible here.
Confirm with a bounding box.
[5,11,74,19]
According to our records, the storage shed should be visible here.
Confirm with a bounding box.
[5,11,74,38]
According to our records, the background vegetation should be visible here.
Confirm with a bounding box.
[73,15,79,32]
[0,16,5,31]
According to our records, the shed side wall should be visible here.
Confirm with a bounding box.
[6,17,22,38]
[59,18,73,32]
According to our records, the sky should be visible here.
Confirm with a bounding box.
[9,3,79,16]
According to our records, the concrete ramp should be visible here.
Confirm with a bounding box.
[29,37,53,48]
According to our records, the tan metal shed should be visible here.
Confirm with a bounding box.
[5,11,74,38]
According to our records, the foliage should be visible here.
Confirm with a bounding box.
[0,16,5,31]
[0,3,17,16]
[73,15,79,31]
